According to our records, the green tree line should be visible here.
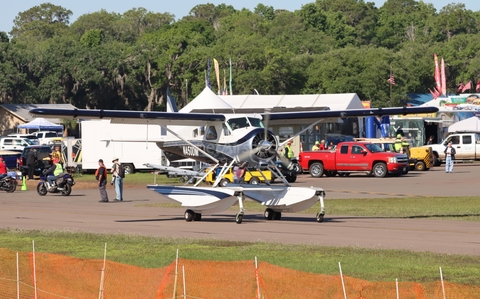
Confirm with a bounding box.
[1,0,480,110]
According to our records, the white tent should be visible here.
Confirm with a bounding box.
[448,116,480,133]
[180,87,234,113]
[17,117,63,131]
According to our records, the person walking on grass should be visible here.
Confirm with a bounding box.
[96,159,109,202]
[444,141,456,173]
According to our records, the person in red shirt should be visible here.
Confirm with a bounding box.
[0,158,7,179]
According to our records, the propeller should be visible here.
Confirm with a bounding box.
[235,109,275,162]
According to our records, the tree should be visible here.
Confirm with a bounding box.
[10,3,72,39]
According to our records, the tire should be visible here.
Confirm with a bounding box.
[309,162,324,178]
[316,212,324,223]
[286,174,297,183]
[123,163,134,175]
[5,180,17,193]
[264,208,274,220]
[249,177,260,185]
[184,209,195,222]
[372,162,387,178]
[433,154,441,166]
[194,213,202,221]
[235,214,243,224]
[61,184,72,196]
[219,178,229,187]
[273,212,282,220]
[415,161,426,171]
[37,183,47,196]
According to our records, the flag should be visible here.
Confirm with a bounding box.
[223,69,227,95]
[387,72,395,86]
[441,58,447,96]
[476,80,480,92]
[462,81,471,93]
[434,54,441,92]
[206,58,211,89]
[456,82,464,93]
[213,58,220,93]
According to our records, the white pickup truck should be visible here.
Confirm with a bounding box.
[429,132,480,165]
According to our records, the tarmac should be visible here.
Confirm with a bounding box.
[1,163,479,256]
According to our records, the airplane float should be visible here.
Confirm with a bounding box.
[30,95,439,224]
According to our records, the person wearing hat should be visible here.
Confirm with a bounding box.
[110,157,124,201]
[0,157,7,180]
[284,140,294,160]
[444,141,456,173]
[311,141,320,151]
[95,159,109,202]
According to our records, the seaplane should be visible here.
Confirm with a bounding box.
[29,88,439,224]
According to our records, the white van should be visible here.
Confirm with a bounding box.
[31,131,60,145]
[0,137,34,151]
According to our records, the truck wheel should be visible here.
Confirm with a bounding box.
[372,162,387,178]
[414,161,426,171]
[249,177,260,185]
[123,163,134,175]
[433,154,441,166]
[309,163,324,178]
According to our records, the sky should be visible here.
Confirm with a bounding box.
[1,0,479,34]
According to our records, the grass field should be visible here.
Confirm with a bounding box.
[1,229,479,285]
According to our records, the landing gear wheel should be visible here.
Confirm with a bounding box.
[415,161,426,171]
[249,177,260,185]
[194,213,202,221]
[273,212,282,220]
[235,213,243,224]
[61,184,72,196]
[264,208,274,220]
[316,212,324,223]
[184,209,195,222]
[37,184,47,196]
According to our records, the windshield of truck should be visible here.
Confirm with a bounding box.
[365,143,384,153]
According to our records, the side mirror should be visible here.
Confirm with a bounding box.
[361,150,368,155]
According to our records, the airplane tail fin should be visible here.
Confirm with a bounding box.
[166,88,178,112]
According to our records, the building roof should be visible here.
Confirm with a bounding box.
[0,104,77,124]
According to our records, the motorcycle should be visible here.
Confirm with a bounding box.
[37,173,75,196]
[0,175,17,193]
[290,158,303,174]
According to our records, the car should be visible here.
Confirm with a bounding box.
[0,136,35,152]
[7,134,40,145]
[19,145,52,176]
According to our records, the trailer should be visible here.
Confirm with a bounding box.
[79,120,164,173]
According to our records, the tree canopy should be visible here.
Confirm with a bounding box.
[1,1,480,110]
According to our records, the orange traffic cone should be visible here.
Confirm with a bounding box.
[21,176,27,191]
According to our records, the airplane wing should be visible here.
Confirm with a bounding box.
[265,106,439,125]
[28,108,225,126]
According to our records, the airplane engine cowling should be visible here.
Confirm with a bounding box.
[250,131,278,162]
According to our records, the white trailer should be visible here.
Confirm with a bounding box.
[80,120,164,173]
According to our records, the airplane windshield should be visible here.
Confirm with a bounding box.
[227,118,249,130]
[365,143,384,153]
[248,118,264,128]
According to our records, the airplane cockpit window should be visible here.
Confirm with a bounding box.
[248,118,264,128]
[193,128,198,137]
[206,126,218,140]
[200,126,205,136]
[227,118,248,130]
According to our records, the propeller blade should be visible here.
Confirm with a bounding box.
[263,108,271,142]
[236,147,261,162]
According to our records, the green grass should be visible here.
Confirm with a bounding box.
[137,196,480,222]
[1,229,479,285]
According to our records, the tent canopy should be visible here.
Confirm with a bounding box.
[447,116,480,133]
[17,118,63,131]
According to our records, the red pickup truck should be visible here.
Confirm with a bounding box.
[299,141,409,178]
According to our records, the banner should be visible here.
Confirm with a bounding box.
[213,58,220,94]
[434,54,441,92]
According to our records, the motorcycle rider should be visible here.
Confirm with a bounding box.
[0,158,7,180]
[44,159,63,190]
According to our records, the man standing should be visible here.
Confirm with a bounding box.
[444,142,456,173]
[95,159,109,202]
[51,145,64,167]
[110,158,124,201]
[284,140,294,160]
[26,148,36,180]
[0,157,7,179]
